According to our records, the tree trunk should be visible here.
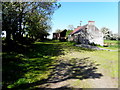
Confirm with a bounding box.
[6,30,11,41]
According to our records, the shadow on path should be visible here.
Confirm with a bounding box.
[46,57,103,83]
[33,57,103,89]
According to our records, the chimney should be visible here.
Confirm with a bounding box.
[88,21,95,25]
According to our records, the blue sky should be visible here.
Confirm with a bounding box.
[48,2,118,38]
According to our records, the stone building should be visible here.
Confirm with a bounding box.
[68,21,103,46]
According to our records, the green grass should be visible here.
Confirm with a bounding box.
[62,44,118,78]
[97,40,119,50]
[59,41,118,78]
[54,41,118,88]
[55,41,118,78]
[2,40,118,89]
[104,40,118,44]
[89,50,118,78]
[2,41,64,89]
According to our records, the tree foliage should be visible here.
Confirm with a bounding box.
[67,25,74,30]
[55,29,62,33]
[101,27,112,40]
[66,30,73,37]
[101,27,119,40]
[2,2,61,43]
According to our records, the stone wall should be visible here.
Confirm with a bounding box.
[69,24,103,46]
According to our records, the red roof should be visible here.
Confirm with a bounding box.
[71,26,82,34]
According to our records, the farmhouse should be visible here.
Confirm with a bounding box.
[68,21,103,46]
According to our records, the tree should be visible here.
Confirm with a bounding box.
[101,27,112,40]
[66,30,73,37]
[55,29,62,33]
[2,2,61,43]
[67,25,74,30]
[110,33,119,40]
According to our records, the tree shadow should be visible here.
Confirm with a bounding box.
[2,41,64,89]
[45,57,103,84]
[17,57,103,89]
[2,41,102,89]
[24,43,64,58]
[27,57,102,89]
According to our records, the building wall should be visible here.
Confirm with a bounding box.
[70,25,103,46]
[87,26,104,46]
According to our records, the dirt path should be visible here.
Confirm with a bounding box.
[38,45,118,89]
[88,76,118,88]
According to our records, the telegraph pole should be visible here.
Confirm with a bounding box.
[80,21,82,26]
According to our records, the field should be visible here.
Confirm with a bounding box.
[2,40,118,89]
[100,40,119,50]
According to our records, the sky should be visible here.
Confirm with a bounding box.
[48,2,118,39]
